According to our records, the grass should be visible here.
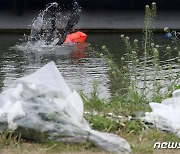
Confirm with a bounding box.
[83,1,180,153]
[82,90,180,153]
[0,132,104,154]
[0,141,103,154]
[1,120,179,154]
[0,121,179,154]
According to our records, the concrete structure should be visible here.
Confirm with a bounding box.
[2,0,180,12]
[0,0,180,31]
[0,10,180,31]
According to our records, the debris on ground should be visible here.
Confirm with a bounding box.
[142,89,180,137]
[0,61,131,154]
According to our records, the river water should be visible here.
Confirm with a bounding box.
[0,33,179,99]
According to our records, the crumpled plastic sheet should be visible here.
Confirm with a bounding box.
[142,89,180,137]
[0,61,131,154]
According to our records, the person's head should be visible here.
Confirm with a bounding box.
[164,27,170,33]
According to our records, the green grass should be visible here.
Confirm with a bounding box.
[1,128,179,154]
[81,75,180,154]
[0,132,103,154]
[0,87,178,154]
[1,118,179,154]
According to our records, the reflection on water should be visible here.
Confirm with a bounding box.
[0,34,110,99]
[0,33,179,99]
[129,56,179,98]
[88,32,179,98]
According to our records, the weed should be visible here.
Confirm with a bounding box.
[100,2,179,104]
[0,131,21,148]
[86,2,180,153]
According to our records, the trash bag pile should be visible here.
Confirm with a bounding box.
[0,61,131,154]
[142,89,180,137]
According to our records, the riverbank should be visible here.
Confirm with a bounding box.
[0,10,180,32]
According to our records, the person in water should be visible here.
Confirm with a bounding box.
[164,27,180,39]
[164,27,172,38]
[46,2,81,45]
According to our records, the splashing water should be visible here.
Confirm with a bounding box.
[30,2,59,41]
[13,2,82,53]
[31,3,58,31]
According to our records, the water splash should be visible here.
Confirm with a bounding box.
[13,2,82,53]
[29,2,61,43]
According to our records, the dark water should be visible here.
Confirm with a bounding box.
[0,33,179,99]
[0,33,110,98]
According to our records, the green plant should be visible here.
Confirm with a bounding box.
[101,2,179,103]
[82,2,180,153]
[85,114,120,132]
[0,131,21,148]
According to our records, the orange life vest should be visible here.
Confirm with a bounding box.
[65,31,87,43]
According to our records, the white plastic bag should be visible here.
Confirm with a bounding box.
[0,61,131,154]
[142,89,180,137]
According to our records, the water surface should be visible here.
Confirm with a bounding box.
[0,33,179,99]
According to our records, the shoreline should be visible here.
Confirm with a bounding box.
[0,10,180,32]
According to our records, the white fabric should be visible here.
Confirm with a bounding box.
[0,61,131,154]
[143,89,180,137]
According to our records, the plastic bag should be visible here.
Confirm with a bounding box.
[142,89,180,137]
[0,61,131,154]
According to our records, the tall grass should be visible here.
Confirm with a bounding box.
[0,131,21,148]
[83,4,180,152]
[100,2,179,105]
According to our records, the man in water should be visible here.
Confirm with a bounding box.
[46,2,81,45]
